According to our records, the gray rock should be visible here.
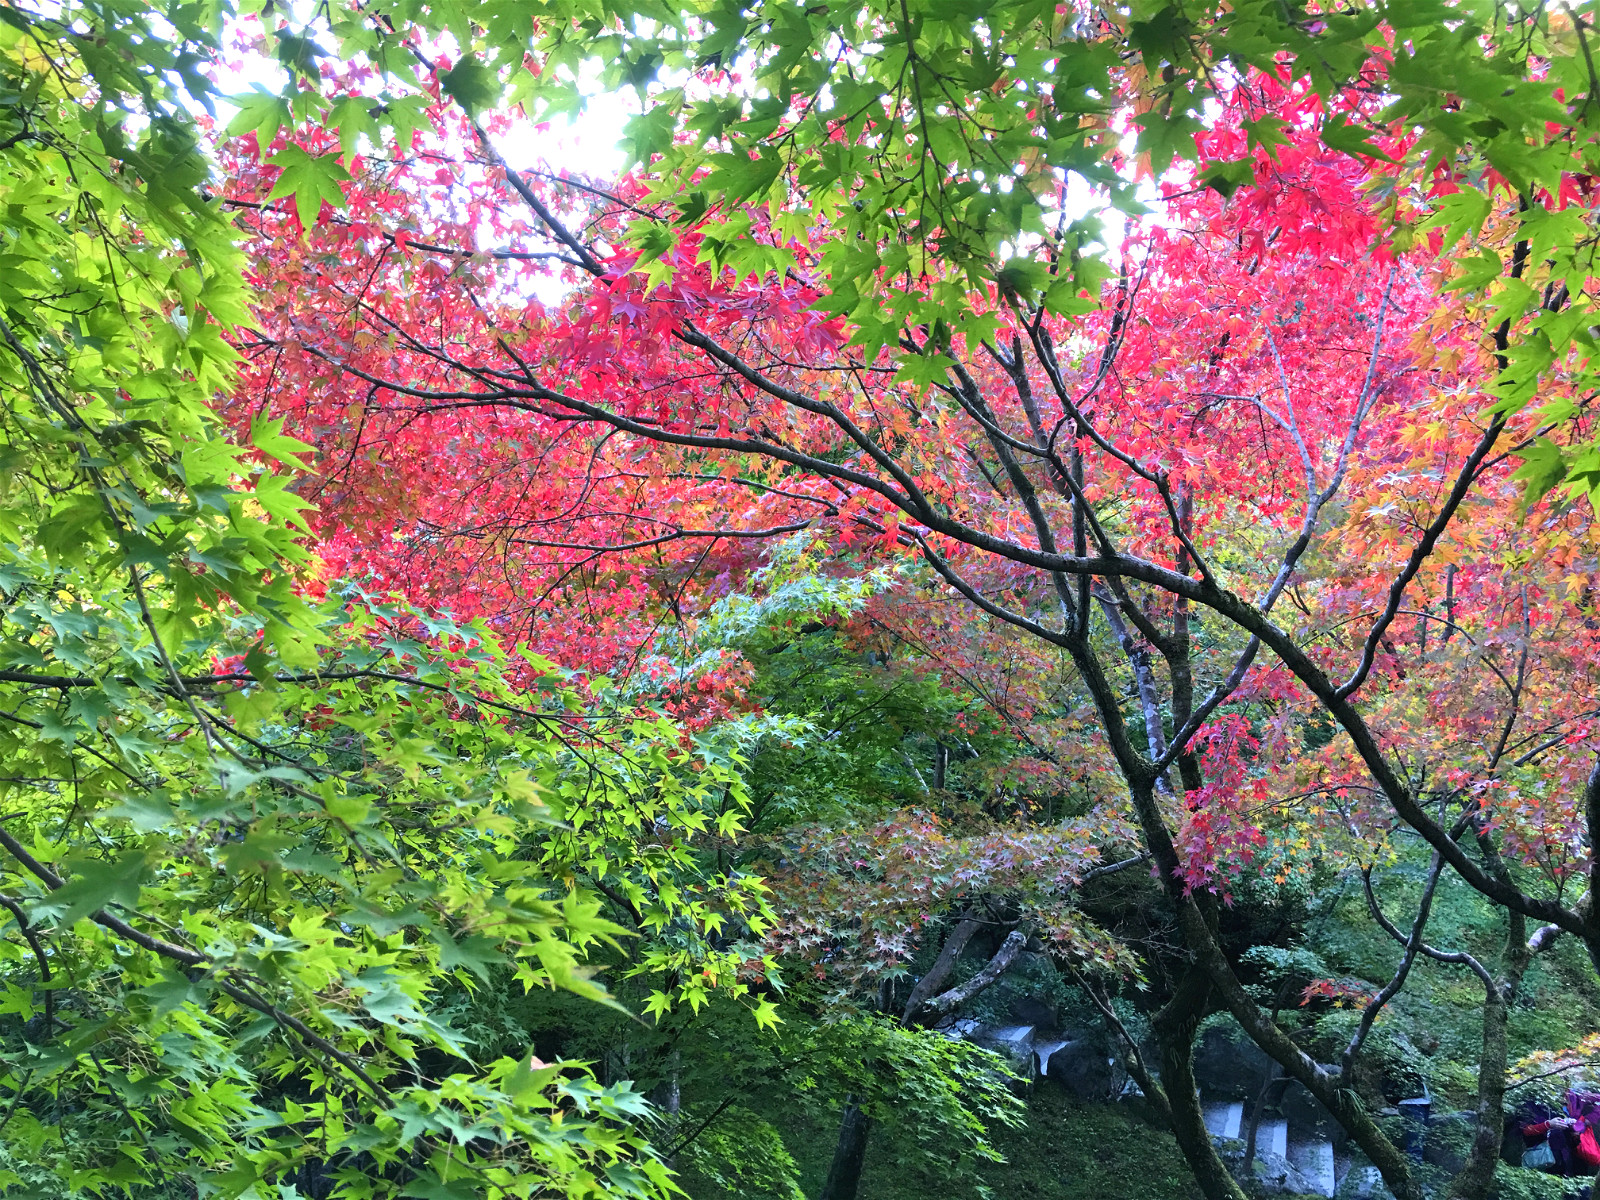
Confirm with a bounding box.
[1193,1024,1273,1099]
[1204,1099,1244,1140]
[1282,1082,1343,1147]
[939,1017,983,1041]
[1288,1137,1336,1198]
[1335,1165,1395,1200]
[1008,994,1058,1028]
[1252,1149,1323,1196]
[1043,1036,1115,1100]
[1421,1110,1474,1176]
[971,1023,1037,1078]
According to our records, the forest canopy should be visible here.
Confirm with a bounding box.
[4,1,1600,1199]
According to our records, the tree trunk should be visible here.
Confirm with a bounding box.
[1450,854,1531,1200]
[664,1048,681,1117]
[913,931,1025,1021]
[1064,645,1417,1199]
[1151,970,1250,1200]
[820,1102,871,1200]
[1114,769,1421,1200]
[820,914,1021,1200]
[1447,982,1510,1200]
[1243,1067,1291,1174]
[899,912,982,1022]
[1059,600,1423,1199]
[1171,891,1421,1200]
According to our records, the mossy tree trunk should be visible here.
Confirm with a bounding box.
[1151,970,1251,1200]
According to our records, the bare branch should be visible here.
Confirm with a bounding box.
[1345,855,1445,1081]
[914,930,1027,1020]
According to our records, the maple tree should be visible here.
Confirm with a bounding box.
[204,2,1600,1193]
[8,0,1600,1198]
[0,6,781,1198]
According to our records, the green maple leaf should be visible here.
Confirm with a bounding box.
[1133,110,1203,177]
[435,931,505,982]
[328,95,377,163]
[400,1173,481,1200]
[1320,114,1399,165]
[440,56,500,117]
[224,89,290,152]
[386,1100,441,1148]
[1242,115,1291,161]
[266,145,350,229]
[34,851,152,928]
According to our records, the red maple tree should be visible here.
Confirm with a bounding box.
[212,53,1600,1200]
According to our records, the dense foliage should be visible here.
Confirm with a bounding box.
[8,1,1600,1199]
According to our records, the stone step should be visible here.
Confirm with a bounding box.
[1203,1099,1243,1140]
[1198,1090,1341,1198]
[1289,1137,1336,1198]
[1260,1117,1288,1160]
